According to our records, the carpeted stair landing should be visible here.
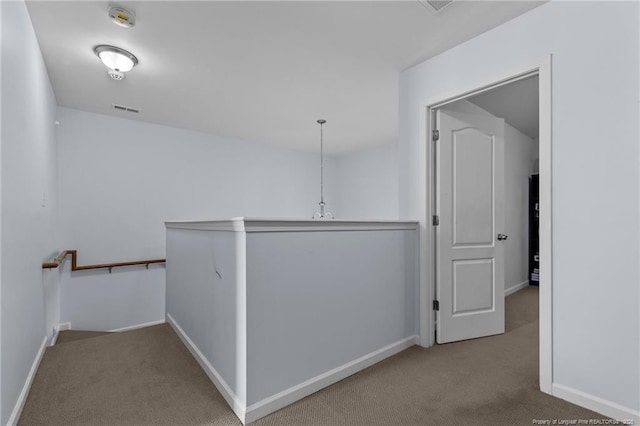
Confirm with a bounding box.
[19,324,237,425]
[19,287,606,425]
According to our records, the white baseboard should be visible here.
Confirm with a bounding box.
[168,312,417,425]
[504,280,530,297]
[7,336,48,425]
[49,322,72,347]
[166,314,247,423]
[49,329,59,347]
[244,335,418,424]
[552,383,640,424]
[108,319,165,333]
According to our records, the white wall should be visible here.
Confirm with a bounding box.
[245,228,417,405]
[335,143,399,219]
[54,107,403,331]
[399,0,639,415]
[1,1,58,423]
[165,229,243,402]
[504,124,537,292]
[166,220,419,422]
[1,1,3,418]
[56,107,339,330]
[58,262,165,332]
[57,107,340,263]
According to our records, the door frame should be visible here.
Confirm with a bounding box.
[417,55,552,394]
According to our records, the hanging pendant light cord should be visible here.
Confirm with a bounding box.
[320,120,324,205]
[313,119,332,219]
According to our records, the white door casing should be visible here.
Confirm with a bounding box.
[436,107,505,344]
[418,57,551,393]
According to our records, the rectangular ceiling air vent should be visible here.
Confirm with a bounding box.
[421,0,454,13]
[112,103,140,113]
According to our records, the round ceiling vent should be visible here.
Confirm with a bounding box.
[108,70,125,81]
[108,7,136,28]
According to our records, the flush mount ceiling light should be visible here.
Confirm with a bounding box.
[94,45,138,73]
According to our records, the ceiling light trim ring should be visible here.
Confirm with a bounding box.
[94,45,138,72]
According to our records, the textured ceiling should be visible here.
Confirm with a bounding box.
[26,1,545,155]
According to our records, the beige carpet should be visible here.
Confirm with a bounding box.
[55,330,111,345]
[19,287,606,425]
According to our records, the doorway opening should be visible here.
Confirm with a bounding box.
[417,57,552,394]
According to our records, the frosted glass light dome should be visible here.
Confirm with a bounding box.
[94,45,138,73]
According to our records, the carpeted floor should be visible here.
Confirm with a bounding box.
[55,330,111,345]
[19,286,606,425]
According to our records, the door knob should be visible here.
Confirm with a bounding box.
[497,233,508,241]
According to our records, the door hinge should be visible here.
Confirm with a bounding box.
[433,300,440,311]
[432,129,440,141]
[432,215,439,226]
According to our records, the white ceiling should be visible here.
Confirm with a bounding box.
[469,75,539,139]
[26,1,545,155]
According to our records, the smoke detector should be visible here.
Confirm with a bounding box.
[108,6,136,28]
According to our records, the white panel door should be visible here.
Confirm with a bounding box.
[436,107,506,344]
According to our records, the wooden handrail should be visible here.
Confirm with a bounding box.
[43,250,165,271]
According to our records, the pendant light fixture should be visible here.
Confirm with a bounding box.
[313,119,334,220]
